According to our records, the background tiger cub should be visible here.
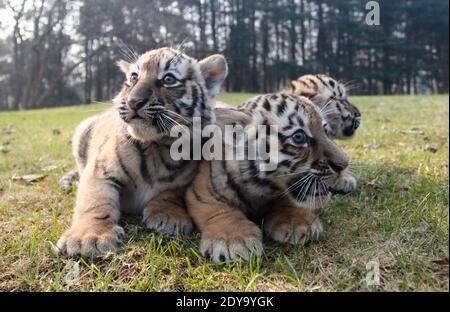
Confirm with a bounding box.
[186,93,349,263]
[285,74,361,194]
[286,74,361,139]
[57,48,228,258]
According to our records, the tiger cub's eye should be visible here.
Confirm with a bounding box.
[162,74,177,86]
[292,130,307,145]
[130,72,139,82]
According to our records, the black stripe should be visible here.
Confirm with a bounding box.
[277,99,287,116]
[208,162,239,207]
[82,202,113,214]
[189,84,198,117]
[329,79,336,88]
[134,142,153,186]
[94,214,111,221]
[289,82,296,91]
[299,79,309,89]
[163,197,184,209]
[197,82,206,111]
[157,161,193,183]
[315,75,328,88]
[301,91,317,99]
[281,145,297,156]
[278,132,288,143]
[279,159,292,168]
[287,112,296,126]
[105,176,124,192]
[282,125,293,132]
[223,160,252,209]
[115,144,137,189]
[155,143,191,172]
[164,159,190,172]
[308,78,318,91]
[164,58,174,71]
[78,124,93,167]
[245,160,279,191]
[180,68,193,83]
[192,187,208,204]
[263,99,272,111]
[97,134,109,155]
[93,134,110,175]
[291,159,305,173]
[250,175,279,191]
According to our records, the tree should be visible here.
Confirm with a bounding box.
[0,0,448,110]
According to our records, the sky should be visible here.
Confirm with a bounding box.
[0,7,14,39]
[0,1,82,41]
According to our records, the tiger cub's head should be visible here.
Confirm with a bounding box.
[232,93,349,210]
[114,47,228,142]
[287,74,361,140]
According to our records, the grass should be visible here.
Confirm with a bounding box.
[0,93,448,291]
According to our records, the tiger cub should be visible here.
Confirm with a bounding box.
[285,74,361,194]
[185,93,349,263]
[57,48,228,258]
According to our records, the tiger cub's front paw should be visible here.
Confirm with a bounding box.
[200,219,263,263]
[264,209,323,245]
[143,205,194,236]
[331,171,357,194]
[57,224,125,258]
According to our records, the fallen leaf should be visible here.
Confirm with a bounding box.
[42,165,59,172]
[366,179,381,189]
[365,144,381,150]
[12,174,47,184]
[401,130,425,136]
[432,258,449,266]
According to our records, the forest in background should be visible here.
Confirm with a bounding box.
[0,0,448,110]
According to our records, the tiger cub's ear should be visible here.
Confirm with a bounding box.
[199,55,228,98]
[117,60,131,74]
[215,107,252,131]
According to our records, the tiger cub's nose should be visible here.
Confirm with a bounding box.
[128,98,148,111]
[328,159,348,173]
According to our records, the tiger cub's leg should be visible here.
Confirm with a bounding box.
[143,190,194,236]
[330,168,357,194]
[264,199,323,245]
[185,163,263,263]
[57,173,124,258]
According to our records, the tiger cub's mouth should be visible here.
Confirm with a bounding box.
[287,173,333,208]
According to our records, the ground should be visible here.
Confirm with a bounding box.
[0,94,448,291]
